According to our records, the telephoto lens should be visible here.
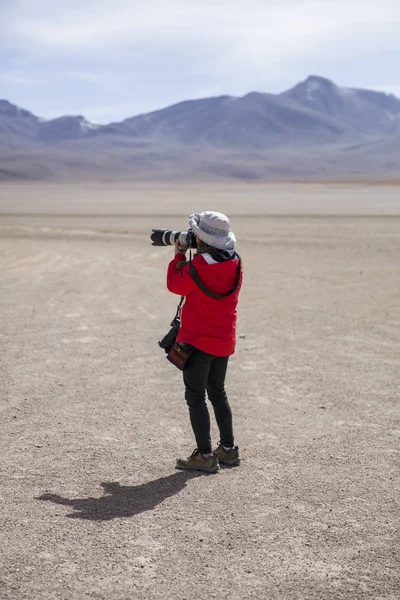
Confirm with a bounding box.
[150,229,197,248]
[151,229,181,246]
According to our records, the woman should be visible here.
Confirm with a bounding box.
[166,211,242,473]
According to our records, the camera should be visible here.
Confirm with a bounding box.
[150,228,198,249]
[158,315,181,353]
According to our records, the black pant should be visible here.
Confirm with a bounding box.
[183,350,234,454]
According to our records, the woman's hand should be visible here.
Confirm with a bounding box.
[175,241,188,256]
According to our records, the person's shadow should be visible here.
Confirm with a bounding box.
[36,472,197,521]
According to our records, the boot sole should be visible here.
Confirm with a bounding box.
[176,460,220,474]
[218,457,241,467]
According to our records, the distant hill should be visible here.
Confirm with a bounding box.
[281,76,400,136]
[1,76,400,181]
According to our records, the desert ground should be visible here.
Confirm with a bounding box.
[0,182,399,600]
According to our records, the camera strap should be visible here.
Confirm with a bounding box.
[189,251,242,300]
[175,296,185,318]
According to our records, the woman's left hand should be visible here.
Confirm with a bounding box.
[175,241,187,255]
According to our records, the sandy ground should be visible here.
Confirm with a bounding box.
[0,183,399,599]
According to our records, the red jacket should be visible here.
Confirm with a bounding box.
[166,252,242,356]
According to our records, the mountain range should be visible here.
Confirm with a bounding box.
[1,75,400,181]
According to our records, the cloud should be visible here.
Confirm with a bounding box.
[4,1,399,91]
[6,1,400,51]
[0,72,44,85]
[0,70,101,84]
[5,1,399,80]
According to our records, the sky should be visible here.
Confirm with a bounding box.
[1,0,400,123]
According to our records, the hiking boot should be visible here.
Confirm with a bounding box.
[176,449,220,474]
[214,444,240,466]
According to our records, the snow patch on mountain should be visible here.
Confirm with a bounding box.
[307,80,320,94]
[80,118,100,132]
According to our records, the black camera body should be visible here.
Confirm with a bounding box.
[150,228,197,249]
[158,315,181,353]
